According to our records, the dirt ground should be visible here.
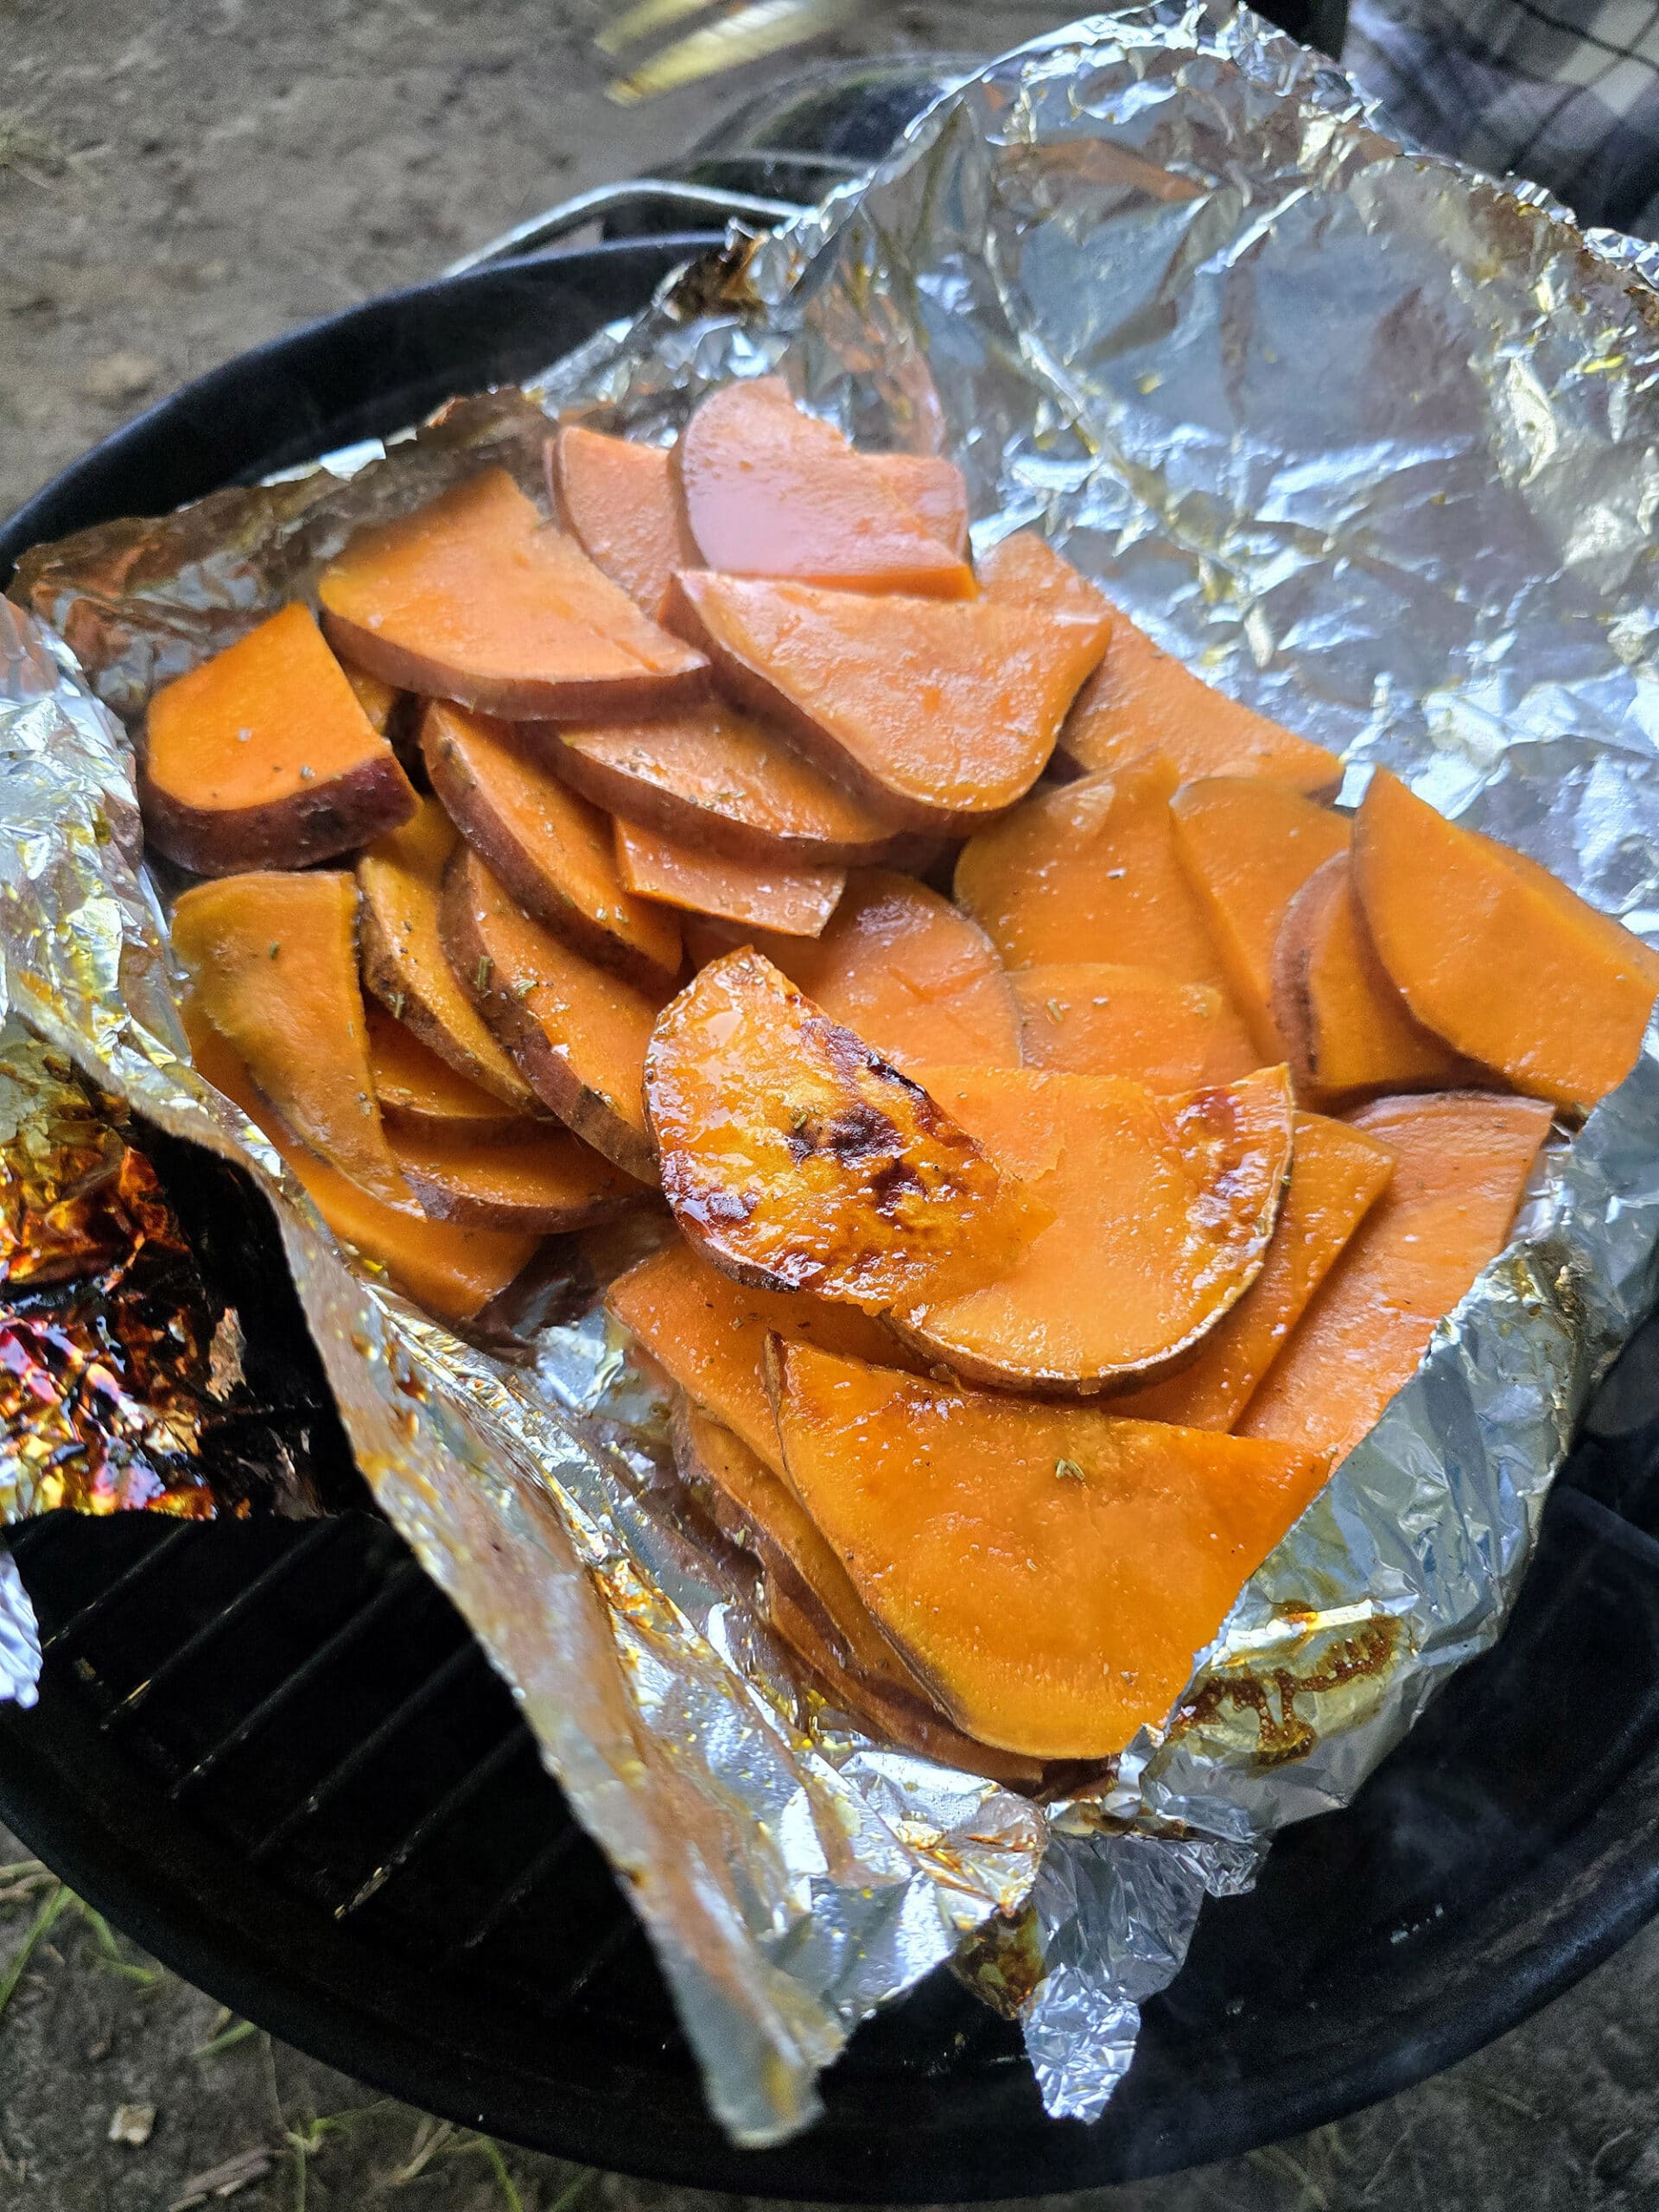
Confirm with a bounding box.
[4,1,1659,2207]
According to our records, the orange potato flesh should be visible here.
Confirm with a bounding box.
[770,1341,1331,1759]
[1116,1112,1395,1429]
[613,818,844,937]
[977,531,1115,625]
[1353,768,1659,1111]
[954,755,1235,991]
[606,1236,922,1466]
[1058,605,1343,792]
[184,1009,537,1325]
[666,570,1111,832]
[1272,852,1475,1098]
[172,871,412,1211]
[866,453,970,559]
[317,468,709,720]
[548,426,699,615]
[439,845,666,1184]
[1010,963,1259,1087]
[356,800,541,1111]
[644,949,1039,1311]
[674,378,974,599]
[1238,1091,1554,1462]
[140,603,417,874]
[420,702,682,989]
[898,1064,1294,1392]
[365,1001,531,1137]
[337,658,402,735]
[1169,777,1351,1061]
[390,1118,645,1232]
[553,702,911,866]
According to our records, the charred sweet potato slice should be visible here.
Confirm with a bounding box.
[977,531,1114,625]
[1116,1112,1395,1429]
[1058,606,1342,792]
[440,844,666,1182]
[552,702,910,867]
[644,949,1039,1310]
[421,702,682,990]
[896,1064,1294,1393]
[172,871,412,1211]
[666,570,1110,831]
[140,603,418,874]
[1010,963,1259,1087]
[1169,777,1351,1061]
[613,819,844,937]
[391,1118,645,1231]
[1239,1091,1554,1462]
[954,755,1233,990]
[770,1341,1331,1759]
[356,801,541,1112]
[1353,768,1659,1110]
[675,378,973,600]
[548,426,699,615]
[317,468,709,720]
[365,1002,531,1138]
[1272,852,1476,1098]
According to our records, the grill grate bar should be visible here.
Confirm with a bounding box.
[336,1725,527,1919]
[449,1824,583,1957]
[37,1521,200,1656]
[550,1914,639,2012]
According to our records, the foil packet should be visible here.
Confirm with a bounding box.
[10,0,1659,2141]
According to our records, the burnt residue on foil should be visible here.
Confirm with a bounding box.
[10,0,1659,2144]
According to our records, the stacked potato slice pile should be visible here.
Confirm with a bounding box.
[155,378,1658,1776]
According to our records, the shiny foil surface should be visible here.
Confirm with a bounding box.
[12,0,1659,2140]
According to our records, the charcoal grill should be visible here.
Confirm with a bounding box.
[6,41,1659,2197]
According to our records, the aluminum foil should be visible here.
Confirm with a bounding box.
[13,0,1659,2140]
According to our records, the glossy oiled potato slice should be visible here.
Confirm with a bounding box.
[1009,963,1258,1088]
[613,818,844,937]
[548,427,699,616]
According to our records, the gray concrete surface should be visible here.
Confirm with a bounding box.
[3,1,1659,2204]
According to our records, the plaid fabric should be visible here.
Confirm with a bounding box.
[1345,0,1659,235]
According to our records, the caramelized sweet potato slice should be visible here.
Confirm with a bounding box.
[607,1236,920,1465]
[771,1341,1331,1758]
[644,949,1039,1310]
[1058,606,1342,792]
[977,531,1114,625]
[1169,777,1351,1061]
[897,1064,1294,1392]
[172,871,412,1210]
[1011,963,1259,1086]
[954,755,1233,990]
[1239,1091,1554,1461]
[440,844,665,1182]
[317,468,709,720]
[666,570,1110,831]
[613,819,844,937]
[675,378,973,599]
[548,426,699,615]
[391,1118,645,1231]
[140,603,418,874]
[421,702,682,990]
[1116,1113,1395,1429]
[1353,768,1659,1110]
[1272,852,1475,1098]
[365,1002,530,1137]
[356,800,541,1111]
[552,702,910,867]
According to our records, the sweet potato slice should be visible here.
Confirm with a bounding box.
[613,819,844,937]
[185,1010,537,1325]
[675,378,973,599]
[365,1002,530,1138]
[868,453,970,559]
[172,871,412,1211]
[356,800,541,1112]
[548,426,699,616]
[1353,768,1659,1110]
[954,755,1233,990]
[1169,777,1351,1061]
[1058,606,1343,792]
[335,658,401,736]
[1239,1091,1554,1461]
[1272,852,1475,1098]
[420,702,682,989]
[770,1341,1331,1759]
[1116,1113,1395,1429]
[1011,963,1259,1087]
[317,468,709,720]
[552,702,910,867]
[896,1064,1294,1392]
[440,845,665,1182]
[644,949,1039,1310]
[140,603,418,874]
[391,1119,645,1231]
[977,531,1114,626]
[666,570,1110,831]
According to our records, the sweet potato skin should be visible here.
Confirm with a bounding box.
[547,426,699,616]
[391,1118,646,1231]
[1010,963,1259,1087]
[365,1001,530,1137]
[613,818,845,937]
